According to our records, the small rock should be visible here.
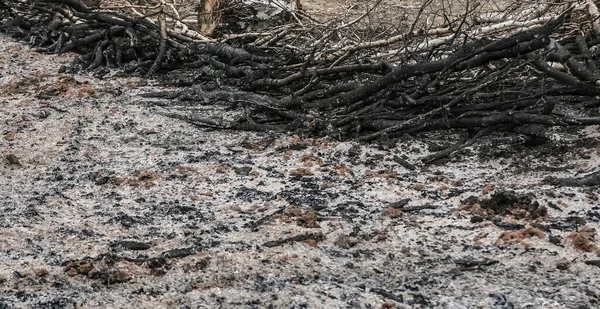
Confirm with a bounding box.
[95,176,110,185]
[470,215,484,223]
[381,301,396,309]
[5,154,21,166]
[482,184,495,194]
[383,207,403,218]
[233,166,252,176]
[412,183,425,191]
[389,198,410,209]
[489,292,514,309]
[566,216,587,226]
[549,234,562,246]
[4,131,16,141]
[451,180,463,187]
[37,110,50,118]
[556,259,570,270]
[34,268,49,277]
[215,164,229,173]
[334,234,356,249]
[304,239,318,248]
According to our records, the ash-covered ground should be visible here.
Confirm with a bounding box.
[1,34,600,309]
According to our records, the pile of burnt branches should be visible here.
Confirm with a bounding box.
[2,0,600,161]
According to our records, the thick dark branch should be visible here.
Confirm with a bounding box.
[547,171,600,186]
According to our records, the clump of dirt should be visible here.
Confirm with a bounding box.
[382,207,403,218]
[301,153,324,167]
[496,227,545,247]
[38,74,97,99]
[276,206,320,228]
[0,73,45,94]
[333,234,358,249]
[289,167,314,176]
[319,162,352,176]
[364,168,398,179]
[64,258,132,284]
[459,190,548,221]
[94,170,161,188]
[568,226,599,253]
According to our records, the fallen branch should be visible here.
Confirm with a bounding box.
[262,232,324,248]
[547,170,600,187]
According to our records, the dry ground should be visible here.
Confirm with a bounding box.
[1,10,600,309]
